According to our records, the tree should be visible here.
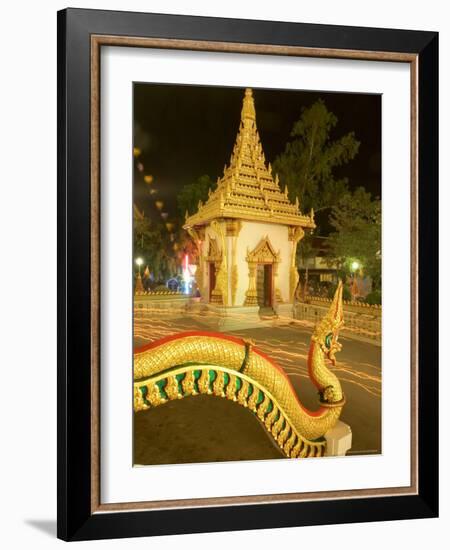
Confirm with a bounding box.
[133,216,178,282]
[133,214,153,259]
[272,99,360,222]
[327,187,381,289]
[177,174,216,218]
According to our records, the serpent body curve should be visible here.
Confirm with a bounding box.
[134,282,346,458]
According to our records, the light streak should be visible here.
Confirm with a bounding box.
[133,306,382,400]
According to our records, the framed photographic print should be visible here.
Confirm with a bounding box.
[57,8,438,541]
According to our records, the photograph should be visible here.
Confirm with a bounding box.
[132,83,382,466]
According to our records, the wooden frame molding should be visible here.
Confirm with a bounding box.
[90,34,419,515]
[58,8,438,541]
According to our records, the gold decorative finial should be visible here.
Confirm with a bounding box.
[314,280,344,344]
[329,280,344,330]
[241,88,256,122]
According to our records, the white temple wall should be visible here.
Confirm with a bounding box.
[201,220,294,307]
[235,221,292,306]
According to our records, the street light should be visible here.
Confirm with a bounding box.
[135,257,144,295]
[349,260,361,303]
[135,257,144,275]
[351,260,360,272]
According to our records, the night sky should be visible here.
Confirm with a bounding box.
[133,83,381,227]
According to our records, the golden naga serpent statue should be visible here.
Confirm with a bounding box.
[134,282,346,458]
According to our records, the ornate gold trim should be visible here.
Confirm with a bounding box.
[210,221,228,305]
[246,235,280,264]
[289,226,305,301]
[244,236,280,306]
[225,219,242,237]
[206,237,221,263]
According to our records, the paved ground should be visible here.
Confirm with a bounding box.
[134,396,283,465]
[134,306,381,465]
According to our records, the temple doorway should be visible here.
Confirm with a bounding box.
[256,264,273,309]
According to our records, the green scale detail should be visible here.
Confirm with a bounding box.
[175,373,185,395]
[156,379,168,400]
[139,385,150,407]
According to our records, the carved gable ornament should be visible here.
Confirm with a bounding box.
[246,236,280,264]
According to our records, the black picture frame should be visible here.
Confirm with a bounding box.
[57,7,438,541]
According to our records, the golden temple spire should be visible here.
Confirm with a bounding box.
[184,88,316,229]
[241,88,256,122]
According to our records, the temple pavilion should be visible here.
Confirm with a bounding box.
[184,88,315,322]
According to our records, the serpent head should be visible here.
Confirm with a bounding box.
[312,280,344,366]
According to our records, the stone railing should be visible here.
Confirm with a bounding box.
[306,296,381,317]
[134,291,194,311]
[294,300,381,343]
[135,289,184,296]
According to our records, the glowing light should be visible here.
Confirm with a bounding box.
[182,254,192,295]
[144,175,153,184]
[135,257,144,267]
[133,309,381,398]
[351,260,360,272]
[155,200,164,211]
[133,147,141,157]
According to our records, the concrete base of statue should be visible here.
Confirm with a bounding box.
[198,304,271,331]
[275,302,295,319]
[324,421,352,456]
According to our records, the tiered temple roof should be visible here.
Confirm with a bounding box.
[184,88,315,229]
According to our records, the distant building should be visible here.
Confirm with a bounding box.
[298,236,372,299]
[298,236,338,286]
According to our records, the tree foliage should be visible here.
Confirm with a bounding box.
[272,99,360,220]
[177,174,216,218]
[133,216,178,281]
[327,187,381,289]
